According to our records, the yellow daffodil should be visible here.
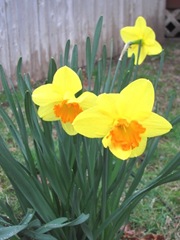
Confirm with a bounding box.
[120,16,162,65]
[32,66,97,135]
[73,79,172,160]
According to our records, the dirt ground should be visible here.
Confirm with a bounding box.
[159,39,180,113]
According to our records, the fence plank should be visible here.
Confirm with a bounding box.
[0,1,10,88]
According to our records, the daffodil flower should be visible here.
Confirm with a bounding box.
[120,16,162,65]
[73,79,172,160]
[32,66,97,135]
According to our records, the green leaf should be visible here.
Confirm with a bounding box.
[103,39,113,93]
[0,200,18,225]
[71,44,78,71]
[158,151,180,178]
[0,137,57,222]
[126,137,160,199]
[86,16,103,88]
[0,209,37,240]
[95,151,180,239]
[0,65,18,119]
[91,16,103,72]
[26,233,57,240]
[19,209,35,225]
[16,57,22,78]
[81,223,94,240]
[47,58,57,83]
[35,218,68,234]
[154,50,165,90]
[0,225,27,240]
[171,114,180,125]
[35,213,89,234]
[86,36,92,86]
[59,53,63,67]
[64,39,70,66]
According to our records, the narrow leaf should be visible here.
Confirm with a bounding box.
[0,225,27,240]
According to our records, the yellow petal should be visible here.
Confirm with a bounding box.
[96,93,120,119]
[143,27,156,44]
[136,46,148,65]
[142,112,172,137]
[38,103,60,121]
[130,137,147,158]
[73,107,114,138]
[117,79,154,120]
[120,16,147,43]
[61,122,77,136]
[53,66,82,95]
[146,41,163,55]
[128,44,148,65]
[108,143,132,160]
[32,84,62,106]
[135,16,147,29]
[102,132,111,148]
[120,27,140,43]
[74,92,97,110]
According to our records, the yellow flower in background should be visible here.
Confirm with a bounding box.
[120,16,162,65]
[32,66,97,135]
[73,79,172,160]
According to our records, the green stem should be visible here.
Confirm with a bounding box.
[109,59,121,93]
[109,40,141,93]
[154,50,165,91]
[101,148,109,239]
[133,40,142,80]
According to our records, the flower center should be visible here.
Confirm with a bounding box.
[109,119,146,151]
[54,100,82,123]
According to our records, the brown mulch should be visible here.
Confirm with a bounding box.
[121,224,165,240]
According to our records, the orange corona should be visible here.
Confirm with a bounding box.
[54,100,82,123]
[108,119,146,151]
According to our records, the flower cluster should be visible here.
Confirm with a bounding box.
[32,69,172,160]
[32,16,172,160]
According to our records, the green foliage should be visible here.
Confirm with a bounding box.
[0,17,180,239]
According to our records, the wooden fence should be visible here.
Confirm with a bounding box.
[0,0,166,89]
